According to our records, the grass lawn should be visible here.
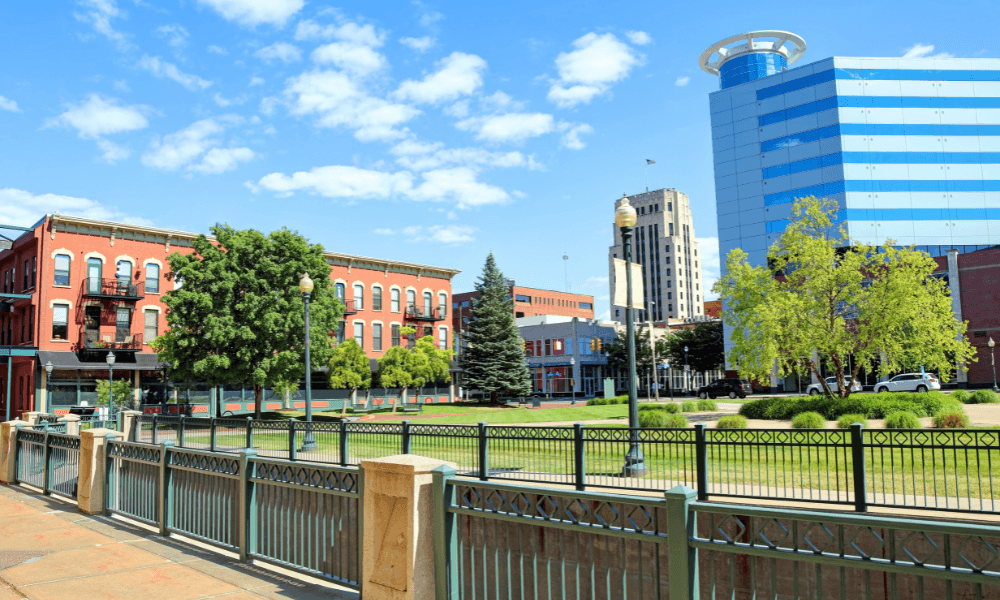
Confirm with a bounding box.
[369,404,631,425]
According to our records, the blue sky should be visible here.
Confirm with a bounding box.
[1,0,997,320]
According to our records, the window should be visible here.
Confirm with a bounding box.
[116,260,132,284]
[668,202,672,211]
[391,289,400,312]
[515,294,531,303]
[87,258,102,293]
[669,223,674,236]
[668,304,673,311]
[579,302,592,310]
[144,310,158,341]
[52,305,68,340]
[54,254,70,286]
[354,284,364,311]
[524,340,534,357]
[145,263,160,293]
[27,307,33,342]
[438,327,447,349]
[336,321,345,344]
[116,307,131,342]
[373,323,383,351]
[335,283,345,300]
[2,270,7,293]
[438,292,447,316]
[20,308,25,343]
[373,287,383,311]
[391,324,400,346]
[354,322,364,348]
[23,260,29,290]
[423,292,432,315]
[544,339,551,356]
[30,257,36,289]
[407,290,416,310]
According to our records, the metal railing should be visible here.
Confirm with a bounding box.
[82,277,145,299]
[79,330,144,350]
[134,416,1000,514]
[105,440,361,587]
[405,305,446,321]
[13,427,82,500]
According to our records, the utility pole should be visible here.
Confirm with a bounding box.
[563,254,569,292]
[648,301,659,402]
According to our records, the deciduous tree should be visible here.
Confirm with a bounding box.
[328,338,371,415]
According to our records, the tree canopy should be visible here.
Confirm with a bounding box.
[413,335,452,387]
[605,328,670,381]
[459,253,531,398]
[151,225,343,417]
[714,196,976,397]
[328,338,371,415]
[663,322,725,372]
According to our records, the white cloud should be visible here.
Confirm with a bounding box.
[626,31,652,45]
[249,76,265,86]
[444,100,469,118]
[390,142,538,171]
[480,91,524,112]
[394,52,487,105]
[409,168,509,207]
[155,24,189,48]
[674,76,690,87]
[402,225,475,244]
[189,147,256,174]
[0,188,152,227]
[374,228,395,235]
[696,236,720,300]
[560,123,593,150]
[902,43,954,59]
[208,45,229,55]
[113,80,130,92]
[400,36,434,52]
[311,42,386,75]
[139,55,212,91]
[196,0,304,28]
[0,96,19,112]
[283,69,421,142]
[419,11,443,27]
[294,20,384,46]
[456,112,555,144]
[74,0,133,51]
[46,94,149,139]
[95,138,131,163]
[255,42,301,64]
[547,32,644,108]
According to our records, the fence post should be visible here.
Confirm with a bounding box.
[478,422,488,481]
[339,422,349,466]
[152,415,158,445]
[850,423,868,513]
[10,423,24,484]
[432,464,458,600]
[402,420,412,454]
[210,418,217,452]
[694,423,708,501]
[573,423,585,491]
[245,417,253,449]
[178,416,186,448]
[664,485,699,600]
[42,429,52,495]
[288,419,297,462]
[103,432,117,516]
[158,440,175,537]
[356,465,365,599]
[237,448,257,562]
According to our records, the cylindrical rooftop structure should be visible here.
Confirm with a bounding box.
[699,31,806,89]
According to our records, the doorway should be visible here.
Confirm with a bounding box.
[85,305,101,347]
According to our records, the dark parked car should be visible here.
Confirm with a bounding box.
[697,378,752,400]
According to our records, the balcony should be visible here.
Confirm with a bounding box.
[341,299,357,315]
[405,305,446,322]
[79,330,144,352]
[83,277,145,300]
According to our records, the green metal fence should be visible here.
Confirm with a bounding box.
[14,427,82,500]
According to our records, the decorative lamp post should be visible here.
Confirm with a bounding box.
[990,338,998,393]
[684,345,690,395]
[648,301,659,402]
[106,352,116,420]
[299,273,317,451]
[615,195,646,476]
[665,361,673,401]
[569,357,576,405]
[44,361,53,414]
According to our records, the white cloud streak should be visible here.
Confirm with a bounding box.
[547,32,644,108]
[393,52,487,105]
[255,42,302,63]
[902,43,954,59]
[456,112,555,144]
[142,116,252,174]
[0,188,152,227]
[0,96,19,112]
[74,0,133,51]
[674,76,690,87]
[139,55,212,90]
[626,31,652,45]
[46,94,148,162]
[400,36,434,52]
[196,0,303,28]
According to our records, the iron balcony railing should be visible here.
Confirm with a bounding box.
[339,299,357,315]
[80,330,144,351]
[83,277,145,299]
[405,305,446,321]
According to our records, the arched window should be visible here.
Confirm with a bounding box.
[391,289,400,312]
[372,286,382,311]
[86,258,102,294]
[335,283,345,300]
[54,254,71,286]
[423,292,432,316]
[353,284,364,311]
[438,327,447,349]
[406,290,416,311]
[145,263,160,294]
[438,292,447,316]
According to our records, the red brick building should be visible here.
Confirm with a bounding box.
[703,300,721,319]
[0,214,458,419]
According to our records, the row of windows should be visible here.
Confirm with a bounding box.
[49,255,162,294]
[757,68,1000,103]
[334,283,446,314]
[765,180,1000,207]
[1,257,36,294]
[48,304,159,343]
[0,307,33,345]
[337,321,449,352]
[638,202,672,215]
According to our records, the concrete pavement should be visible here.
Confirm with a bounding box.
[0,484,356,600]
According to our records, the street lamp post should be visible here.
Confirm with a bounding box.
[44,361,53,414]
[665,362,673,401]
[615,195,646,476]
[299,273,317,451]
[569,357,576,405]
[990,338,998,393]
[648,301,659,402]
[684,345,689,395]
[106,352,115,420]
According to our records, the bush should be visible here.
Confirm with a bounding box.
[951,389,972,403]
[716,415,748,429]
[791,412,826,429]
[680,401,697,413]
[697,399,718,411]
[640,411,688,428]
[933,408,970,429]
[639,403,679,414]
[835,414,869,429]
[970,389,999,404]
[663,414,689,428]
[739,391,955,421]
[884,411,922,429]
[586,397,607,406]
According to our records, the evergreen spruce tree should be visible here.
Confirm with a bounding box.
[461,253,532,400]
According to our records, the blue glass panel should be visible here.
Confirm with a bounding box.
[720,52,788,90]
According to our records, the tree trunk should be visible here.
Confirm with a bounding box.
[254,384,263,420]
[283,389,291,410]
[342,389,353,417]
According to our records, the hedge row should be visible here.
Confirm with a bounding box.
[586,395,630,406]
[739,391,960,420]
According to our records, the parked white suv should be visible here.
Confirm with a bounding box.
[874,373,941,393]
[806,376,863,395]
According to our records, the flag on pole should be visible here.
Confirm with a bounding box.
[646,159,656,165]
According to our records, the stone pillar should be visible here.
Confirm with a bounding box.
[77,428,123,515]
[23,412,41,426]
[120,410,142,442]
[361,455,455,600]
[0,421,26,484]
[61,414,81,436]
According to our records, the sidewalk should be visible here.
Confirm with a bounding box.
[0,485,356,600]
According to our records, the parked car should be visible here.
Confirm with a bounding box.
[874,373,941,393]
[698,378,752,400]
[805,376,863,396]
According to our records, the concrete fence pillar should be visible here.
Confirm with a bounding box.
[0,421,27,484]
[78,428,123,515]
[23,412,41,426]
[120,410,142,442]
[361,454,456,600]
[61,414,81,436]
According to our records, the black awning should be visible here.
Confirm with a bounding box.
[38,351,166,371]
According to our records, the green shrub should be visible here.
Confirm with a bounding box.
[680,401,697,413]
[716,415,748,429]
[663,414,689,428]
[970,389,999,404]
[791,412,826,429]
[933,407,970,429]
[951,389,972,403]
[697,399,717,411]
[835,414,869,429]
[640,411,688,427]
[884,411,922,429]
[586,397,607,406]
[739,391,954,421]
[639,403,679,414]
